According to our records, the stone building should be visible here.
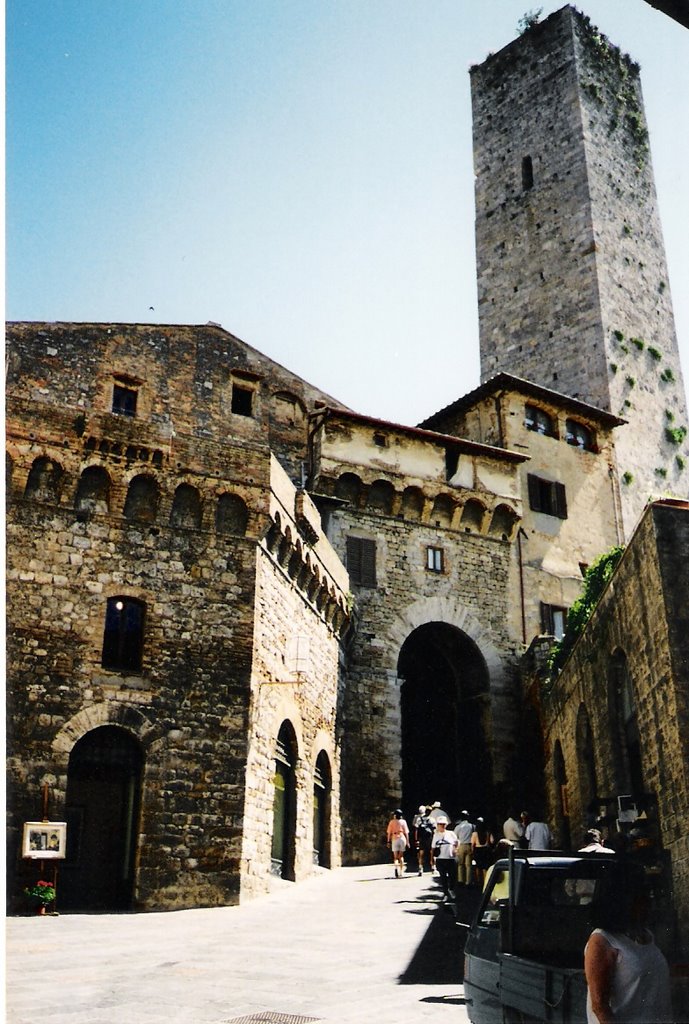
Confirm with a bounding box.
[530,498,689,950]
[6,322,351,911]
[471,5,688,536]
[6,5,689,930]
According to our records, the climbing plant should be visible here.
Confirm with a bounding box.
[546,546,625,681]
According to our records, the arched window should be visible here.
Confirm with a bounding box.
[565,418,595,452]
[368,480,394,515]
[75,466,111,514]
[24,456,64,503]
[101,596,146,672]
[272,721,298,881]
[461,498,485,533]
[553,740,571,850]
[525,404,555,437]
[609,651,644,797]
[401,487,424,521]
[488,503,519,541]
[313,751,332,869]
[576,704,598,822]
[216,493,248,536]
[430,493,454,528]
[123,475,159,523]
[335,473,362,506]
[170,483,202,529]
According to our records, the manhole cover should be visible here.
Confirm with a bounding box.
[223,1014,321,1024]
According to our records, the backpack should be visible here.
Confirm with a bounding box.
[419,816,435,836]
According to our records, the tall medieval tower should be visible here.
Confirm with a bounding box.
[471,5,688,537]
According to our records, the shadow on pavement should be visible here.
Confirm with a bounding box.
[398,884,481,986]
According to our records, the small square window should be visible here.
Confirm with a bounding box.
[527,474,567,519]
[373,432,388,448]
[112,384,138,417]
[427,547,444,573]
[541,602,567,640]
[232,384,253,416]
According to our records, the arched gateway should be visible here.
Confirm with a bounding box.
[398,622,494,821]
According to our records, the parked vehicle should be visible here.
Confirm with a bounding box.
[462,849,651,1024]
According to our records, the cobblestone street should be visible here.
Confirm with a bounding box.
[7,863,480,1024]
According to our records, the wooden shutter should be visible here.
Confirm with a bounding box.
[527,473,541,512]
[346,536,376,588]
[554,481,568,519]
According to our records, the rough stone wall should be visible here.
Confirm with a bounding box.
[419,381,623,644]
[240,457,348,899]
[6,322,348,912]
[539,501,689,953]
[310,413,524,861]
[471,7,689,535]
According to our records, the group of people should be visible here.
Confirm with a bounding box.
[386,805,554,896]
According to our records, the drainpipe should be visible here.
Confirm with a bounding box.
[517,527,528,645]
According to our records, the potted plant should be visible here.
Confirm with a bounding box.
[24,880,56,915]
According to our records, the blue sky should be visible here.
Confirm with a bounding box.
[7,1,689,425]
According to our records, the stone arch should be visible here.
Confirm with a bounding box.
[553,739,571,849]
[401,486,424,521]
[75,464,111,514]
[123,474,160,523]
[334,472,362,506]
[461,498,486,533]
[24,455,64,503]
[608,649,644,797]
[170,482,202,529]
[313,748,333,868]
[488,503,519,541]
[272,719,300,881]
[367,479,395,515]
[399,619,494,818]
[216,492,249,536]
[576,703,598,824]
[430,493,454,528]
[52,702,159,762]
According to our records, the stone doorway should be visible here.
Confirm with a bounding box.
[398,622,493,823]
[60,725,143,911]
[271,721,298,880]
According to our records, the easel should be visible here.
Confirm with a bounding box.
[36,782,59,915]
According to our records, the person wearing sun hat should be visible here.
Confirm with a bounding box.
[431,816,458,900]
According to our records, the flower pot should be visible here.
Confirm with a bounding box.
[37,905,46,916]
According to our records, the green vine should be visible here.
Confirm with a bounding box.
[547,546,625,680]
[665,425,687,446]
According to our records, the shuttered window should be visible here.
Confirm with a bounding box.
[346,536,377,588]
[527,474,568,519]
[541,602,567,639]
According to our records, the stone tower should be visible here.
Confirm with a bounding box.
[471,5,688,537]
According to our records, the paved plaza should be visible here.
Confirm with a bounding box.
[7,863,480,1024]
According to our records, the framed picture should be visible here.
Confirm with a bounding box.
[22,821,67,859]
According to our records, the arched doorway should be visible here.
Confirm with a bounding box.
[61,726,143,911]
[271,721,298,880]
[313,751,332,868]
[398,622,493,821]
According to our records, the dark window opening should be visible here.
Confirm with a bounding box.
[522,155,534,191]
[112,384,138,417]
[541,602,567,639]
[426,547,444,573]
[565,418,595,451]
[232,385,253,416]
[528,474,567,519]
[346,536,376,588]
[525,404,556,437]
[216,493,248,535]
[373,432,387,448]
[101,597,145,672]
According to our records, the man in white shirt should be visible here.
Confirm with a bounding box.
[524,816,552,850]
[432,816,458,900]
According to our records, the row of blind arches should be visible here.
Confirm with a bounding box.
[16,455,249,536]
[331,472,520,540]
[264,512,349,634]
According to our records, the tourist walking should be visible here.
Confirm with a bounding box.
[524,814,552,850]
[413,805,434,875]
[470,817,495,888]
[454,810,474,886]
[503,811,525,847]
[386,809,410,878]
[431,816,458,900]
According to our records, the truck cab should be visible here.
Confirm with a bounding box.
[463,851,624,1024]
